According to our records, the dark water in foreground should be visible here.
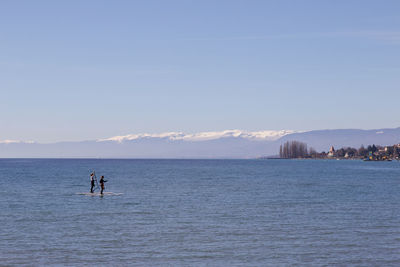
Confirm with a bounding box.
[1,159,400,266]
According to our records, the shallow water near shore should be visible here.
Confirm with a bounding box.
[1,159,400,266]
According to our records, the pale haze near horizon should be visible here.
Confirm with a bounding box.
[1,0,399,143]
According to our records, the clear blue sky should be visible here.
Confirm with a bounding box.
[1,0,399,142]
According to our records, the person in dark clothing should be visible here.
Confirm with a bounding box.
[90,173,95,193]
[99,175,107,195]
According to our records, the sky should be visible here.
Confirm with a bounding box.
[1,0,400,143]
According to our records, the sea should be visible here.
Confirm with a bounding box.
[1,159,400,266]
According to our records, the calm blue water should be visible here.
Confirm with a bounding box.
[1,159,400,266]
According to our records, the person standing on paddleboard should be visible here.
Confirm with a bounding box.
[90,173,95,193]
[100,175,107,195]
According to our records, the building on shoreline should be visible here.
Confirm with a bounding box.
[277,141,400,161]
[327,146,335,157]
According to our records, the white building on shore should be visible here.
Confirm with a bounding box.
[327,146,335,157]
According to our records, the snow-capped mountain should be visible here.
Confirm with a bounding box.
[97,130,297,143]
[1,128,400,158]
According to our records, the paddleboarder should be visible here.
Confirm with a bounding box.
[100,175,107,195]
[90,172,95,193]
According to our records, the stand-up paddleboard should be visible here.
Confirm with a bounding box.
[76,192,123,196]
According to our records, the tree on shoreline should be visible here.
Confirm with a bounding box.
[278,140,399,160]
[279,141,308,158]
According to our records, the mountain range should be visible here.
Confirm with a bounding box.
[1,128,400,158]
